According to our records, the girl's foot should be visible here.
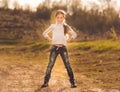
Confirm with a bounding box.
[71,84,77,88]
[41,83,48,88]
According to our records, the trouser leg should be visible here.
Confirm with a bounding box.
[43,46,58,84]
[60,46,75,85]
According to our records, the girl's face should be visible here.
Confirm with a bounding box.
[56,13,65,24]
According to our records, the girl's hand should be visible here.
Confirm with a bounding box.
[67,37,73,42]
[48,38,52,42]
[45,37,52,42]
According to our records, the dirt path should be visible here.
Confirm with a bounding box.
[0,54,120,92]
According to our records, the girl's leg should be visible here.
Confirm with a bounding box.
[60,46,77,88]
[42,46,58,87]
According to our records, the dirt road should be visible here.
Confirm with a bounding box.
[0,53,119,92]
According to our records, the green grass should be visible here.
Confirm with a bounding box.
[68,40,120,52]
[0,45,16,49]
[0,42,50,51]
[0,40,120,52]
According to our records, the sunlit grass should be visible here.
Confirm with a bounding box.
[0,45,16,49]
[0,42,50,51]
[68,40,120,52]
[0,40,120,52]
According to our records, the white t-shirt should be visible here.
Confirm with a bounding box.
[43,23,77,46]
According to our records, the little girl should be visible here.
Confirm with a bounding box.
[41,9,77,88]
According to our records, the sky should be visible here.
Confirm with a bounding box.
[1,0,120,11]
[81,0,120,11]
[9,0,44,10]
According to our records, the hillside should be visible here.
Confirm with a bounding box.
[0,8,49,44]
[1,7,120,44]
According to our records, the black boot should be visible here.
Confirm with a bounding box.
[71,83,77,88]
[70,79,77,88]
[41,83,48,88]
[34,83,48,92]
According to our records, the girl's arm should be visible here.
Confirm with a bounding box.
[42,24,53,41]
[67,26,77,40]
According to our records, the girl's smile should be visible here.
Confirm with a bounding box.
[56,13,65,24]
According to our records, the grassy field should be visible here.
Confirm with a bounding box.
[0,40,120,92]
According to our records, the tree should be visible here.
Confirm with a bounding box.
[13,1,21,10]
[44,0,51,8]
[1,0,9,9]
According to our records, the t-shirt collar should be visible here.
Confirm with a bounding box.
[56,22,64,26]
